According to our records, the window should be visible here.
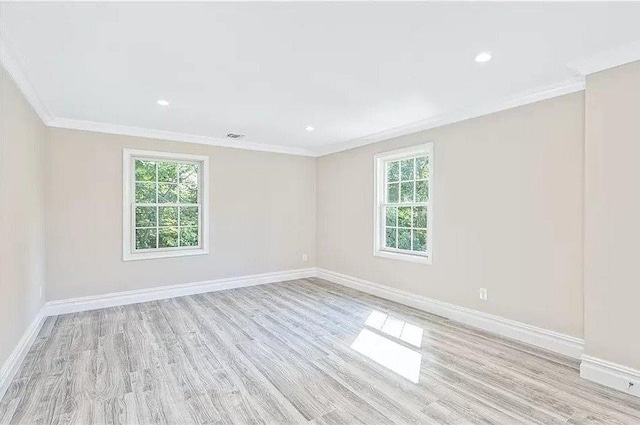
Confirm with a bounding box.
[374,144,433,264]
[123,149,209,261]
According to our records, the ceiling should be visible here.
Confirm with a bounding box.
[2,2,640,156]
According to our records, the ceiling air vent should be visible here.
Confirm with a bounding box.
[226,133,245,139]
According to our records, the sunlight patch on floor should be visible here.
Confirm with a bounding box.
[364,311,424,348]
[351,328,422,383]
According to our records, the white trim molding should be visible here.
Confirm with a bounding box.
[1,268,314,398]
[0,32,52,124]
[315,268,585,359]
[7,268,640,402]
[580,355,640,398]
[37,80,586,158]
[0,310,47,401]
[1,25,585,160]
[43,268,315,316]
[568,40,640,76]
[315,78,585,156]
[49,118,316,157]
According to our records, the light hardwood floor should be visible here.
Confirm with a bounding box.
[1,278,639,424]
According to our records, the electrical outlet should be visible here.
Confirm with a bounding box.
[479,288,488,301]
[302,254,308,262]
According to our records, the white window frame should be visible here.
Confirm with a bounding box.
[373,143,433,264]
[122,149,210,261]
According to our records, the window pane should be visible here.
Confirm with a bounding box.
[159,227,179,248]
[398,228,411,250]
[413,206,427,229]
[159,206,178,226]
[416,156,428,180]
[385,228,397,248]
[377,151,430,257]
[401,159,414,181]
[413,229,427,252]
[180,206,199,226]
[135,206,157,227]
[179,163,199,184]
[387,183,399,203]
[386,161,399,183]
[158,183,178,203]
[180,226,199,247]
[136,228,157,250]
[158,162,178,183]
[398,206,411,228]
[400,182,414,202]
[416,180,428,202]
[385,206,397,227]
[135,160,156,182]
[135,182,156,203]
[179,183,198,204]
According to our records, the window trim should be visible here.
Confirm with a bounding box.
[373,143,433,265]
[122,148,210,261]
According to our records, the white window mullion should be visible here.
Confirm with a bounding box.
[131,203,137,253]
[176,166,181,247]
[155,162,160,249]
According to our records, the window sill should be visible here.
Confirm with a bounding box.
[123,247,208,262]
[374,249,432,265]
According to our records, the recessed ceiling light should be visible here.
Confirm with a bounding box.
[475,52,492,63]
[305,126,315,132]
[156,99,170,106]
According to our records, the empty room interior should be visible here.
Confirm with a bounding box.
[2,1,640,424]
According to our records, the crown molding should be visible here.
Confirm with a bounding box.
[2,17,586,159]
[0,31,52,124]
[568,40,640,76]
[50,78,585,159]
[48,117,317,157]
[315,77,585,157]
[0,21,315,157]
[3,40,584,160]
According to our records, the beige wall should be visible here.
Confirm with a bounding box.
[45,129,316,301]
[0,66,47,368]
[584,61,640,370]
[317,93,585,337]
[6,53,640,376]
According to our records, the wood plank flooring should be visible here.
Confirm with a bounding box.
[1,278,639,424]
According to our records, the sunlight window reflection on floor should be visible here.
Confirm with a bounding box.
[351,328,422,383]
[364,311,424,348]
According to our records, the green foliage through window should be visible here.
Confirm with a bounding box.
[135,160,156,182]
[383,154,429,253]
[386,161,399,183]
[133,158,201,250]
[135,206,157,227]
[136,228,157,249]
[401,159,414,180]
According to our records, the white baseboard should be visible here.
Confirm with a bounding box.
[4,268,640,402]
[315,268,585,359]
[0,309,46,401]
[0,268,314,400]
[580,355,640,398]
[43,268,315,316]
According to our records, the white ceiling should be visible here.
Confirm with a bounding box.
[3,2,640,156]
